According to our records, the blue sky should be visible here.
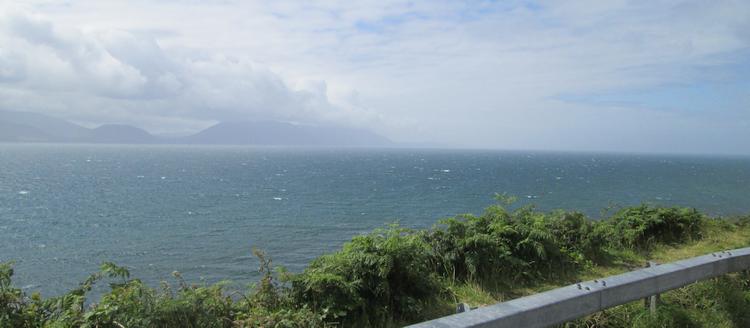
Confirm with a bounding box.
[0,0,748,154]
[559,49,750,112]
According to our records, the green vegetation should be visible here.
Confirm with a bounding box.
[3,198,750,327]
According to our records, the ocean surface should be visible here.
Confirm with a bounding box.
[1,144,749,296]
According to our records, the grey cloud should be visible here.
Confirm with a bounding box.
[0,11,367,133]
[7,14,62,48]
[5,14,149,98]
[0,50,26,82]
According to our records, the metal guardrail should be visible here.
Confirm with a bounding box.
[408,247,750,328]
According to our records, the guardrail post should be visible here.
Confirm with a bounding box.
[645,261,660,314]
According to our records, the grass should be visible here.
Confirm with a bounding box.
[650,220,750,263]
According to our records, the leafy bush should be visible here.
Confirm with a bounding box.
[292,226,442,326]
[1,262,27,328]
[0,259,320,327]
[604,205,704,249]
[427,204,608,288]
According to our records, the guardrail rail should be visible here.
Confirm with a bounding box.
[408,247,750,328]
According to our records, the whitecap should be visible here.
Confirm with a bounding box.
[161,176,166,180]
[441,169,451,173]
[273,197,283,201]
[18,190,29,195]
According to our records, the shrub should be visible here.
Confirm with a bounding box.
[604,205,704,249]
[292,225,442,326]
[427,204,602,288]
[0,262,27,328]
[0,259,320,328]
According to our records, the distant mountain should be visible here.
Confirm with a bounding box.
[0,121,52,142]
[184,121,391,146]
[0,110,158,144]
[90,124,158,144]
[0,110,90,142]
[0,110,391,146]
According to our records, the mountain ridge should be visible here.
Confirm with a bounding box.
[0,110,391,146]
[185,121,391,146]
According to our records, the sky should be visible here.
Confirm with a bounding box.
[0,0,748,154]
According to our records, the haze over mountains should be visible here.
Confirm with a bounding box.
[0,110,391,146]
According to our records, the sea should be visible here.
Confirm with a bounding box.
[1,144,749,296]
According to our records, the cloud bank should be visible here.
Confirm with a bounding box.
[0,8,371,134]
[0,1,748,153]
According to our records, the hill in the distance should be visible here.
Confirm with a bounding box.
[0,110,91,142]
[89,124,158,144]
[0,110,391,146]
[0,110,156,144]
[0,121,51,142]
[185,121,391,146]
